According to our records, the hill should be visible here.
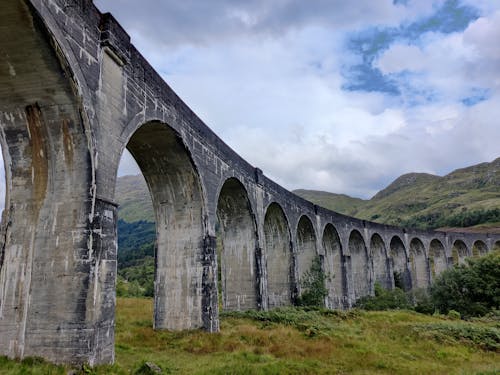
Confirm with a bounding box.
[294,157,500,230]
[116,174,154,223]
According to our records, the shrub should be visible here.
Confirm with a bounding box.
[296,256,329,308]
[356,283,412,311]
[430,251,500,318]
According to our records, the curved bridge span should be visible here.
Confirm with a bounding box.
[0,0,498,365]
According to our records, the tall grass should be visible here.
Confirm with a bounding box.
[0,298,498,374]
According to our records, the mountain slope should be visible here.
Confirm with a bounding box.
[294,157,500,230]
[116,174,154,223]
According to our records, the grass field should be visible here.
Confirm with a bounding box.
[0,297,499,374]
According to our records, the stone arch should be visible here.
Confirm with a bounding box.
[472,240,487,258]
[349,230,370,300]
[295,215,317,298]
[124,122,207,330]
[264,202,292,308]
[322,224,344,309]
[389,236,410,290]
[451,240,469,265]
[409,238,430,288]
[370,233,391,289]
[217,178,258,311]
[0,3,103,364]
[429,239,447,278]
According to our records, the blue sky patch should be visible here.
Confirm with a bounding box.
[461,88,491,106]
[343,0,480,97]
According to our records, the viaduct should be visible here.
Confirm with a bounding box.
[0,0,499,365]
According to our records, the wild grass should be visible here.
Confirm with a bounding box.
[0,298,499,374]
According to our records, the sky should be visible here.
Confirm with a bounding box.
[2,0,500,208]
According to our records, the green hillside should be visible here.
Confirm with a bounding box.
[294,157,500,230]
[292,189,364,216]
[116,174,154,223]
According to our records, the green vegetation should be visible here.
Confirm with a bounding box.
[117,219,155,268]
[356,251,500,319]
[430,251,500,318]
[296,256,329,307]
[294,157,500,230]
[356,283,413,311]
[117,257,155,298]
[2,299,499,374]
[116,174,154,223]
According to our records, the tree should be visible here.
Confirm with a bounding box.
[431,251,500,317]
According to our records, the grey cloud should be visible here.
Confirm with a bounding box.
[94,0,404,46]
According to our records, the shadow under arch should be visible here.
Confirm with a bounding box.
[295,215,317,300]
[472,240,487,258]
[216,177,259,311]
[429,239,447,278]
[323,223,344,309]
[264,202,292,308]
[409,238,430,289]
[451,239,469,265]
[124,121,207,331]
[494,241,500,252]
[389,236,411,291]
[370,233,391,289]
[349,230,370,300]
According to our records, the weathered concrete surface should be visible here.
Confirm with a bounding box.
[264,203,292,308]
[295,215,317,298]
[323,224,344,309]
[0,0,499,366]
[217,178,259,311]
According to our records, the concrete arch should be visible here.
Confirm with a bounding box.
[0,2,102,364]
[429,239,447,278]
[370,233,391,289]
[295,215,318,298]
[323,224,344,309]
[349,230,370,300]
[216,177,259,311]
[264,202,292,308]
[472,240,488,258]
[389,236,411,290]
[125,122,207,330]
[409,238,430,289]
[451,240,469,265]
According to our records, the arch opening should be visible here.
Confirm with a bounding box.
[121,122,206,330]
[451,240,469,265]
[323,224,344,309]
[370,234,391,290]
[409,238,430,289]
[264,203,292,308]
[472,240,487,258]
[216,178,258,311]
[429,239,447,278]
[295,215,318,300]
[115,151,155,300]
[389,236,411,291]
[349,230,370,300]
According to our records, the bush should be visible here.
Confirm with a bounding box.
[431,251,500,318]
[356,283,412,311]
[296,256,329,308]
